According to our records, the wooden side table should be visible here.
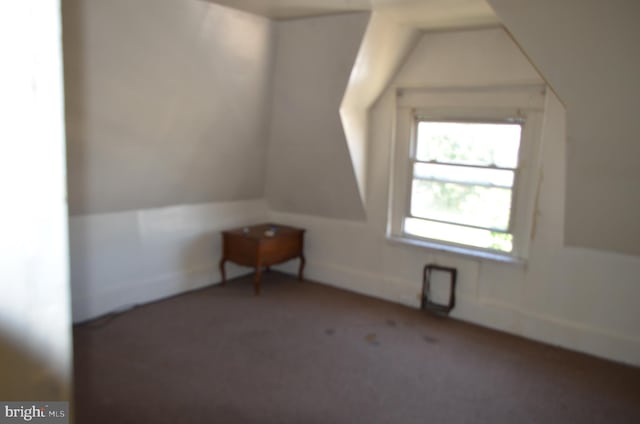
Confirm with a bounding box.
[219,223,306,295]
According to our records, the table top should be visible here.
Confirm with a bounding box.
[222,223,305,240]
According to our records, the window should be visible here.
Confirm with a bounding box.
[405,120,522,253]
[388,86,546,261]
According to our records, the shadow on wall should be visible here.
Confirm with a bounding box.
[180,230,222,287]
[0,331,69,400]
[62,0,88,216]
[180,229,255,287]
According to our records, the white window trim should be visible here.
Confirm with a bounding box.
[386,84,546,263]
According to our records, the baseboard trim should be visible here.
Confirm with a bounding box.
[456,297,640,366]
[279,258,640,366]
[73,254,640,366]
[275,259,421,308]
[72,264,251,323]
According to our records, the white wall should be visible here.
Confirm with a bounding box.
[0,0,71,399]
[70,199,268,322]
[340,12,422,206]
[271,28,640,366]
[64,0,277,322]
[487,0,640,257]
[64,0,274,215]
[63,4,640,367]
[266,13,369,220]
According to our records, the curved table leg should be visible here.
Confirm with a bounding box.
[298,254,306,281]
[254,262,262,296]
[219,258,227,286]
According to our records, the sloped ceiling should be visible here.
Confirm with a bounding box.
[204,0,640,256]
[209,0,499,27]
[210,0,499,218]
[265,13,371,220]
[65,0,275,214]
[206,0,369,19]
[338,1,499,206]
[487,0,640,256]
[230,0,640,256]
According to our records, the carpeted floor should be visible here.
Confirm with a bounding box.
[73,272,640,423]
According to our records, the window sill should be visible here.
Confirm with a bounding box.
[387,234,526,266]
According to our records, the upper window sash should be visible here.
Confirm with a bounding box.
[412,119,524,170]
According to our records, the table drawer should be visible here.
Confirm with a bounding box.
[224,236,258,266]
[261,233,302,265]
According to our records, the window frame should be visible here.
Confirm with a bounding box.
[387,85,546,262]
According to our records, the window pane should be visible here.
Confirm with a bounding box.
[410,179,512,231]
[404,217,513,252]
[414,163,514,188]
[415,121,521,168]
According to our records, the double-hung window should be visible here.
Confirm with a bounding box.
[388,85,546,261]
[405,120,522,253]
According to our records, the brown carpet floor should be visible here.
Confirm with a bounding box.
[73,272,640,423]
